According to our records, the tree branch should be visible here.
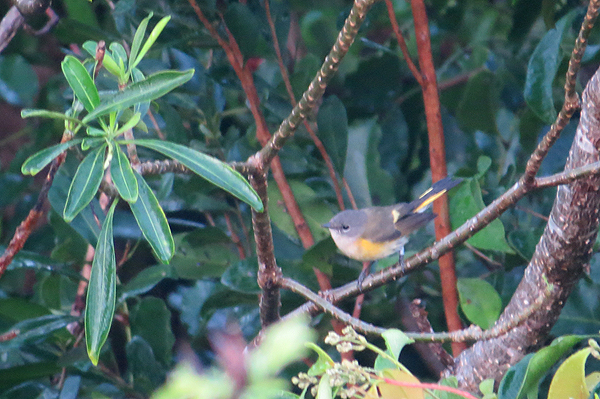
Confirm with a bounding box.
[522,0,600,185]
[449,63,600,391]
[410,0,463,354]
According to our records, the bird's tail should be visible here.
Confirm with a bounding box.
[411,176,462,213]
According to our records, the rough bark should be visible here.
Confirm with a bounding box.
[448,67,600,390]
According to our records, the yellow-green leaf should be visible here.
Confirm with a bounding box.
[130,171,174,263]
[85,200,118,365]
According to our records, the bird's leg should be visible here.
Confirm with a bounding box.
[398,246,406,274]
[357,261,373,292]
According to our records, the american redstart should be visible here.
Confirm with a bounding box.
[322,177,462,282]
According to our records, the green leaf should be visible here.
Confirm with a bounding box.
[301,238,338,276]
[21,140,82,176]
[223,4,261,58]
[129,13,154,72]
[344,119,394,208]
[524,10,577,123]
[110,43,128,71]
[82,69,194,124]
[59,376,81,399]
[268,180,333,242]
[0,314,78,350]
[374,329,413,371]
[316,374,333,399]
[85,199,118,366]
[317,95,348,175]
[0,362,63,391]
[548,347,591,399]
[249,316,315,380]
[306,342,334,376]
[457,278,502,329]
[48,169,102,247]
[114,112,141,137]
[132,15,171,70]
[509,229,544,261]
[86,126,106,136]
[61,55,100,113]
[0,54,38,107]
[110,144,138,202]
[130,171,174,263]
[456,69,499,134]
[450,178,514,253]
[82,137,105,150]
[498,335,590,399]
[221,258,260,294]
[82,40,122,78]
[170,228,238,279]
[126,139,263,212]
[126,336,167,394]
[64,145,107,222]
[119,264,175,302]
[130,297,175,366]
[21,108,85,127]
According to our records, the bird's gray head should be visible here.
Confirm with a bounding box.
[322,209,367,239]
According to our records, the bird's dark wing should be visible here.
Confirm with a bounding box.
[361,205,404,243]
[394,211,436,236]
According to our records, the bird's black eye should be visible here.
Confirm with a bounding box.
[341,224,350,231]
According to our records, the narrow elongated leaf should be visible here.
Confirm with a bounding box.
[64,145,107,222]
[21,140,82,176]
[85,200,118,365]
[110,144,138,202]
[21,109,85,126]
[125,139,263,211]
[82,40,121,78]
[129,13,154,73]
[113,112,141,137]
[0,314,78,350]
[130,171,174,263]
[61,55,100,113]
[82,69,194,124]
[82,137,105,150]
[133,15,171,69]
[86,126,106,137]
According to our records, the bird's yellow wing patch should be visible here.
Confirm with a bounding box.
[414,189,448,212]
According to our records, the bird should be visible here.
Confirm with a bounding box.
[322,176,462,287]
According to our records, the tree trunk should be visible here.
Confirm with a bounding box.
[447,67,600,390]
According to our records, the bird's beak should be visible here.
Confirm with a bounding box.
[322,222,331,228]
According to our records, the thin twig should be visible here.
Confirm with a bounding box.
[282,275,549,343]
[264,0,346,211]
[523,0,600,185]
[287,159,600,319]
[0,130,73,278]
[384,0,423,86]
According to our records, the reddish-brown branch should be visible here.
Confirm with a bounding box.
[188,0,332,293]
[250,170,282,325]
[385,0,423,86]
[264,0,345,211]
[0,329,18,342]
[0,133,70,278]
[224,212,246,259]
[410,0,465,355]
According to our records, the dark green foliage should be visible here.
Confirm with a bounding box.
[0,0,599,397]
